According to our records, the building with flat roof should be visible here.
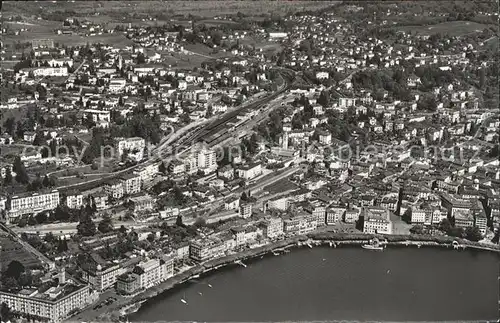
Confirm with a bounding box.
[0,283,92,322]
[117,257,174,294]
[7,190,60,222]
[363,208,393,234]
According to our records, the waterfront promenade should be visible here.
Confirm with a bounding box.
[74,232,500,322]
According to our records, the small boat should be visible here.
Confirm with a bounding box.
[362,238,384,251]
[387,269,391,274]
[208,284,213,288]
[198,292,203,296]
[181,293,188,304]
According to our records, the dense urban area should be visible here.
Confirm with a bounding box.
[0,1,499,322]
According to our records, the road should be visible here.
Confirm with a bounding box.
[10,220,147,236]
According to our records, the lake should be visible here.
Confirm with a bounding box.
[131,246,499,321]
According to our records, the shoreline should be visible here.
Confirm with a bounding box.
[88,232,499,322]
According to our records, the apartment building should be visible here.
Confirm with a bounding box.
[105,179,124,200]
[258,216,284,239]
[344,209,360,223]
[239,202,252,219]
[121,173,142,195]
[83,109,111,123]
[115,137,146,161]
[441,193,472,217]
[108,78,127,93]
[117,257,174,294]
[282,213,318,235]
[7,190,60,221]
[363,209,393,234]
[410,207,426,224]
[79,254,122,292]
[0,283,92,322]
[326,206,346,224]
[190,237,226,262]
[168,159,186,176]
[305,200,326,226]
[65,192,83,209]
[236,163,263,180]
[185,147,217,174]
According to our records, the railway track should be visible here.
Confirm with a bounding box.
[188,70,295,145]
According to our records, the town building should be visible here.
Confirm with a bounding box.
[65,192,83,209]
[258,216,284,239]
[282,213,318,235]
[116,257,174,295]
[0,282,92,323]
[121,174,142,195]
[115,137,146,161]
[7,190,60,222]
[190,237,226,262]
[363,209,393,234]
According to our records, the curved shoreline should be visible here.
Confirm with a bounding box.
[93,232,499,322]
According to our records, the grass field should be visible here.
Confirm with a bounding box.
[3,1,338,18]
[396,21,493,37]
[4,29,134,48]
[0,233,44,269]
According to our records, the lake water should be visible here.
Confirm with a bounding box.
[131,246,499,321]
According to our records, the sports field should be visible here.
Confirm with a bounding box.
[396,20,492,37]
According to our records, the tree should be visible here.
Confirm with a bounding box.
[57,238,68,253]
[98,214,113,233]
[35,212,48,224]
[159,162,166,174]
[417,94,437,112]
[5,260,25,280]
[410,224,424,234]
[438,218,452,233]
[465,226,482,242]
[13,156,29,184]
[18,217,27,227]
[317,90,330,108]
[3,117,16,136]
[175,215,184,227]
[28,216,37,226]
[4,168,12,185]
[0,303,12,322]
[77,213,96,237]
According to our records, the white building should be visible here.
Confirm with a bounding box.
[236,163,262,180]
[0,283,92,323]
[7,190,60,221]
[316,71,329,80]
[108,78,127,93]
[185,147,217,174]
[363,209,393,234]
[319,132,332,145]
[83,109,111,123]
[259,216,284,239]
[268,32,288,39]
[65,192,83,209]
[115,137,146,161]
